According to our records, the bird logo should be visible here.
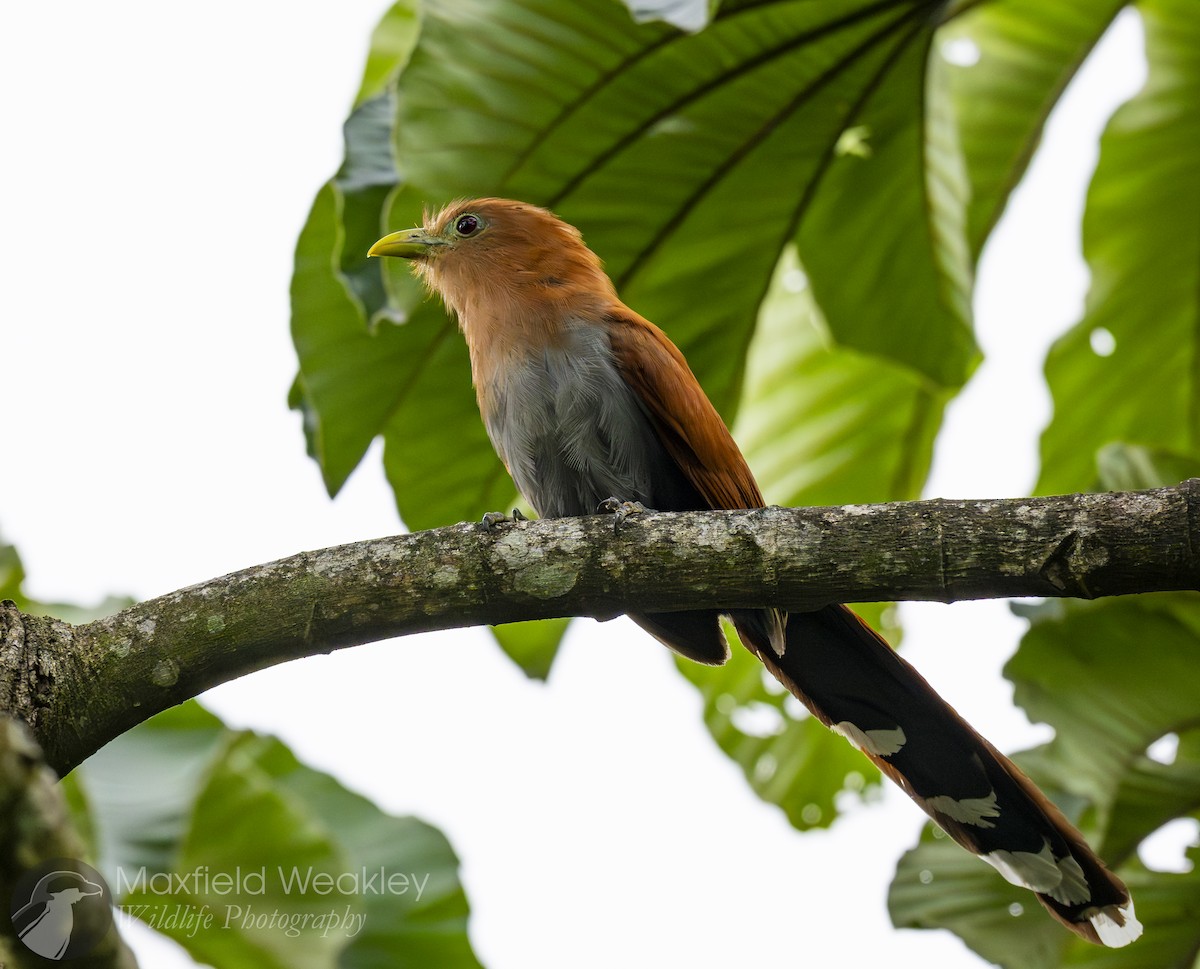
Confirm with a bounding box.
[10,859,113,960]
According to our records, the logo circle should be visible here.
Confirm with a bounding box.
[10,858,113,960]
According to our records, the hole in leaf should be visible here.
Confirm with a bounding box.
[783,695,805,721]
[730,701,786,738]
[782,268,807,293]
[1139,818,1198,873]
[760,668,786,696]
[1146,732,1179,765]
[941,37,980,67]
[1089,327,1116,356]
[835,125,872,159]
[754,753,778,783]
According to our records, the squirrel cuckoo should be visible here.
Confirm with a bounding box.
[370,198,1141,946]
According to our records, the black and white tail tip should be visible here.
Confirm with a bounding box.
[740,604,1143,948]
[979,841,1141,946]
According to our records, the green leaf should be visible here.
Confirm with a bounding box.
[1061,864,1200,969]
[796,22,979,387]
[353,1,421,107]
[72,702,480,969]
[1006,595,1200,826]
[676,619,885,831]
[490,618,570,680]
[214,734,481,969]
[76,701,229,877]
[1038,0,1200,495]
[0,533,27,603]
[893,834,1200,969]
[375,304,516,532]
[939,0,1125,256]
[290,180,401,497]
[289,9,423,498]
[292,128,515,522]
[890,826,1068,968]
[378,0,961,436]
[131,735,352,969]
[297,0,973,515]
[735,248,947,508]
[1103,735,1200,864]
[1095,443,1200,492]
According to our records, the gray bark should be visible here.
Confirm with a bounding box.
[2,482,1197,775]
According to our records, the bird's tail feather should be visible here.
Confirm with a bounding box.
[734,604,1141,947]
[629,609,730,665]
[633,605,787,666]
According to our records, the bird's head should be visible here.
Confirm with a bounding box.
[368,198,617,329]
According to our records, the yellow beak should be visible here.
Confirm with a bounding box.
[368,228,443,259]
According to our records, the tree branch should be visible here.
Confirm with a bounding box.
[0,716,138,968]
[3,483,1198,775]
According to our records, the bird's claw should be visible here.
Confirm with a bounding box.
[597,497,648,533]
[479,508,527,533]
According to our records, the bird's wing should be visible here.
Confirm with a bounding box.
[605,309,764,511]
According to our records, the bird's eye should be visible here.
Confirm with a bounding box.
[455,214,481,236]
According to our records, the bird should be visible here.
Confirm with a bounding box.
[369,197,1141,947]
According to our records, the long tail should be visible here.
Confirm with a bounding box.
[733,604,1141,947]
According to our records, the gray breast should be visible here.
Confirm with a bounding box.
[480,324,687,518]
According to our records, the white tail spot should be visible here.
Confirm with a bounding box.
[982,840,1089,904]
[926,790,1000,828]
[1050,854,1089,906]
[832,722,906,756]
[983,841,1063,894]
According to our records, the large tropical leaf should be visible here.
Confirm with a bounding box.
[290,0,429,498]
[736,249,947,509]
[1009,597,1200,818]
[69,702,481,969]
[293,0,979,679]
[396,0,973,393]
[938,0,1126,257]
[1037,0,1200,495]
[890,823,1076,968]
[677,618,886,831]
[893,827,1200,969]
[294,0,975,524]
[795,19,977,385]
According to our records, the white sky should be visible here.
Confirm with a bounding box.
[0,4,1151,968]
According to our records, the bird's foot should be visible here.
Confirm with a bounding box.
[597,497,649,533]
[479,508,527,533]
